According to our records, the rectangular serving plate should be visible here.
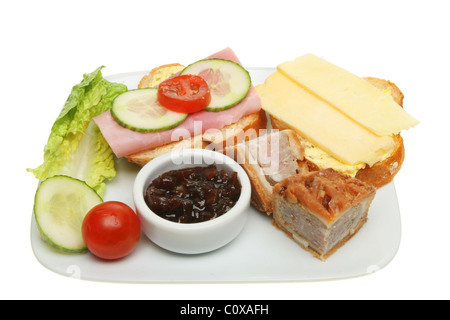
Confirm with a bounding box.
[30,68,402,283]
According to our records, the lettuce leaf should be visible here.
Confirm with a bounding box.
[28,66,128,197]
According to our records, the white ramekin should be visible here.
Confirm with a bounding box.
[133,148,251,254]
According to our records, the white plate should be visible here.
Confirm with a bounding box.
[30,68,402,283]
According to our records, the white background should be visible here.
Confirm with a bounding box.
[2,0,449,300]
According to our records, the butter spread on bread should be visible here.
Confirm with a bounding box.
[138,63,184,89]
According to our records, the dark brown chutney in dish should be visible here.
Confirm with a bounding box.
[145,165,242,223]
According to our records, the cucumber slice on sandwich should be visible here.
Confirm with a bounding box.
[180,59,251,112]
[34,175,103,253]
[111,88,188,133]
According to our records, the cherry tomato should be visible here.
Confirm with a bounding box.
[157,74,211,113]
[82,201,141,260]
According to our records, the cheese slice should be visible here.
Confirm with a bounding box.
[256,72,395,166]
[278,54,419,136]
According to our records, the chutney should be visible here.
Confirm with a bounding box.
[145,165,242,223]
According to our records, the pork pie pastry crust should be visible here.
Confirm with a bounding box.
[273,169,376,260]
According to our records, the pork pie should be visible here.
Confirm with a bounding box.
[273,168,376,260]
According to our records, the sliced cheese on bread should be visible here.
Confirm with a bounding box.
[255,71,396,167]
[278,54,419,136]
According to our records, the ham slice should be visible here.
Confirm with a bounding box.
[94,48,261,158]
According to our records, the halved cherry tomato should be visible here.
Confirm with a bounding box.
[157,74,211,113]
[82,201,141,260]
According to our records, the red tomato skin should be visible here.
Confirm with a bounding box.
[82,201,141,260]
[157,74,211,113]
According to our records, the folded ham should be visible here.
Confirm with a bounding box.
[94,48,262,158]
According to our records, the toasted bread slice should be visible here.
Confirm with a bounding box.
[126,109,268,166]
[138,63,184,89]
[269,77,405,188]
[126,134,205,167]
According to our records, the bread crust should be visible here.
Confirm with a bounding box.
[226,140,271,213]
[138,63,184,89]
[363,77,404,107]
[126,109,268,166]
[246,164,274,213]
[355,134,404,188]
[270,77,406,188]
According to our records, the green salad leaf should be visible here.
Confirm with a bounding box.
[28,66,128,197]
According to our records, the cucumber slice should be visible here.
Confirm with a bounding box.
[111,88,188,133]
[180,58,251,112]
[34,175,103,253]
